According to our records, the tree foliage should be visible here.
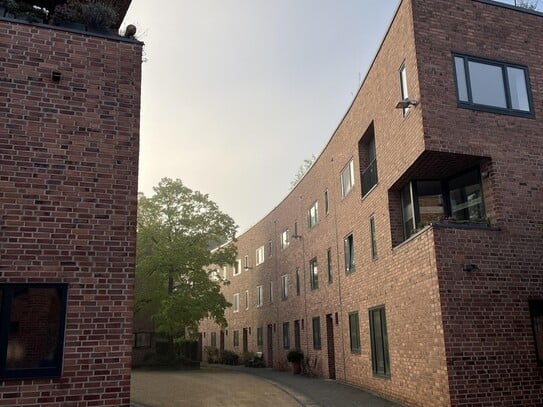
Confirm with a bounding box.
[290,154,316,189]
[135,178,237,338]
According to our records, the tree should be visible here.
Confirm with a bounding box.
[135,178,237,339]
[515,0,538,9]
[290,154,316,189]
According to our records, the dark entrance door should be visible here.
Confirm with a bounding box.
[267,324,274,367]
[326,314,336,379]
[294,320,301,349]
[220,330,225,351]
[242,328,248,353]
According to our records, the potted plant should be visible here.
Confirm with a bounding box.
[52,0,117,33]
[286,349,303,375]
[2,0,47,23]
[51,0,85,30]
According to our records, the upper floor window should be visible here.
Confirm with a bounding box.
[296,268,300,296]
[308,201,319,229]
[453,54,532,116]
[256,285,263,307]
[370,215,378,260]
[359,124,378,196]
[281,229,290,249]
[209,269,220,281]
[232,293,239,313]
[344,233,355,274]
[269,281,274,303]
[327,248,333,283]
[401,168,486,240]
[0,284,67,380]
[281,275,288,300]
[233,259,241,276]
[324,190,329,214]
[267,241,273,257]
[244,255,249,269]
[310,257,319,290]
[399,63,410,117]
[245,290,249,310]
[256,246,265,266]
[340,159,355,197]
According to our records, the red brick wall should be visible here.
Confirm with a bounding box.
[0,19,142,407]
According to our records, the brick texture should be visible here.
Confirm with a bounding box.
[0,18,142,407]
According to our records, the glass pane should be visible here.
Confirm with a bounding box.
[454,57,469,102]
[372,310,385,373]
[468,61,507,108]
[416,180,444,225]
[449,170,485,221]
[507,67,530,111]
[401,183,415,238]
[7,287,61,369]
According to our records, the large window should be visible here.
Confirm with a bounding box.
[401,168,486,240]
[349,312,361,354]
[233,330,239,347]
[308,201,319,229]
[344,233,355,274]
[281,275,288,300]
[233,259,241,276]
[453,54,532,116]
[281,229,290,249]
[309,257,318,290]
[282,322,290,349]
[341,159,355,197]
[0,284,68,379]
[256,246,265,265]
[232,293,239,313]
[256,285,263,307]
[529,301,543,365]
[359,124,378,196]
[210,332,217,348]
[312,317,321,350]
[327,248,333,283]
[369,306,390,377]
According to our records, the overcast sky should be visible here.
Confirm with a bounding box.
[123,0,537,234]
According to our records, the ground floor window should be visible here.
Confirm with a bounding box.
[0,284,68,380]
[210,332,217,348]
[283,322,290,349]
[348,311,361,354]
[369,306,390,377]
[133,332,152,348]
[529,300,543,365]
[233,330,239,347]
[312,317,321,349]
[257,327,263,350]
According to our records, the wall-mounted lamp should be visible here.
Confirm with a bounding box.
[51,71,62,82]
[244,266,253,271]
[462,263,479,272]
[292,234,302,240]
[395,98,419,109]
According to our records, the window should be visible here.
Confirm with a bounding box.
[233,259,241,276]
[340,159,355,197]
[453,54,532,116]
[370,215,378,260]
[0,284,68,379]
[359,126,378,196]
[294,221,299,237]
[399,62,410,116]
[256,285,263,307]
[308,201,319,229]
[349,312,361,354]
[222,266,228,279]
[233,330,239,347]
[327,248,333,283]
[312,317,321,349]
[209,269,220,281]
[344,233,355,274]
[309,257,318,290]
[232,293,239,313]
[257,327,263,350]
[267,240,273,257]
[210,332,217,348]
[281,275,288,300]
[256,246,265,265]
[133,332,152,348]
[245,290,249,310]
[295,268,300,296]
[244,255,249,269]
[369,306,390,377]
[281,229,290,249]
[530,301,543,365]
[401,168,486,240]
[283,322,290,349]
[324,190,329,214]
[269,282,274,303]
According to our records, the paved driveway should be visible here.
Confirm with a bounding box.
[131,367,300,407]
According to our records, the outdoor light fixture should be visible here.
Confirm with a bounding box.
[244,266,253,271]
[292,234,303,240]
[462,263,479,272]
[51,71,61,82]
[395,98,419,109]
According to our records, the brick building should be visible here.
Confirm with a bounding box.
[0,1,142,406]
[199,0,543,406]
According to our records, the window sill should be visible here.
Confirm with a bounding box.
[457,102,534,119]
[372,373,391,379]
[361,183,378,201]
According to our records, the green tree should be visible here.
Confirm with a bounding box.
[135,178,237,339]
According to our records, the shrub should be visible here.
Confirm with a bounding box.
[219,350,239,365]
[80,0,117,28]
[286,349,304,363]
[205,346,219,364]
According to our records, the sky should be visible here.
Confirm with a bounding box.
[122,0,539,234]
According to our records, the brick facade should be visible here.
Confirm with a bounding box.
[0,12,142,407]
[200,1,543,406]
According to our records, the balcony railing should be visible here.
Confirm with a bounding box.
[362,159,378,195]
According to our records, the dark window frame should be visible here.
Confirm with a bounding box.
[369,306,390,378]
[257,327,263,350]
[233,330,240,347]
[210,332,217,348]
[529,300,543,366]
[327,248,333,284]
[0,283,68,380]
[309,257,319,290]
[344,233,355,274]
[348,311,361,354]
[370,215,378,260]
[312,317,321,350]
[452,53,534,117]
[324,190,329,215]
[282,322,290,349]
[133,332,152,348]
[295,268,300,296]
